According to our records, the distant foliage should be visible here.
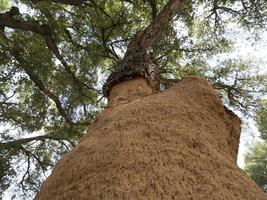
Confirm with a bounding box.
[257,100,267,140]
[245,141,267,192]
[245,101,267,192]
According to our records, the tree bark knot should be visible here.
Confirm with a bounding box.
[103,52,161,98]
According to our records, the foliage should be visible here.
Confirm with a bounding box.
[0,0,266,198]
[245,101,267,192]
[245,141,267,192]
[0,0,11,11]
[257,100,267,140]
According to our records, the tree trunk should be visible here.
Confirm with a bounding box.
[35,0,266,199]
[36,76,266,200]
[103,0,186,98]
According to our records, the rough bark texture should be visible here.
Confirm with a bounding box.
[36,76,267,200]
[103,54,161,98]
[102,0,185,97]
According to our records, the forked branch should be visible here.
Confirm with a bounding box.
[0,7,97,96]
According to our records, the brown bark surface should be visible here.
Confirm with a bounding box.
[102,0,185,97]
[36,76,267,200]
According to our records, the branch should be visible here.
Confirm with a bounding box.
[1,41,93,126]
[0,92,17,106]
[9,48,74,125]
[212,81,255,116]
[100,28,120,61]
[212,82,240,94]
[20,152,31,193]
[127,0,185,54]
[0,134,75,149]
[156,45,218,60]
[205,0,224,33]
[20,145,51,174]
[87,0,111,18]
[147,0,158,20]
[31,0,86,6]
[0,7,98,96]
[103,0,186,97]
[64,28,117,62]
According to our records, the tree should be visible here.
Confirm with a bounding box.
[0,0,266,198]
[257,100,267,140]
[245,101,267,192]
[245,141,267,192]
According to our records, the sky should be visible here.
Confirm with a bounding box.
[232,31,267,168]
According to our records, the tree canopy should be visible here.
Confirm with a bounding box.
[0,0,266,198]
[245,100,267,192]
[245,141,267,192]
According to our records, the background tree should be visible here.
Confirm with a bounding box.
[245,100,267,192]
[0,0,266,199]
